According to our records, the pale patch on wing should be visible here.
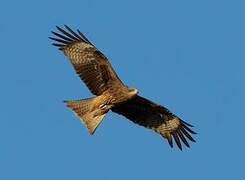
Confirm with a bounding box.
[157,117,180,135]
[63,42,93,55]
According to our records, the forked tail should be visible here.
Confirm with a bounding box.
[64,97,107,134]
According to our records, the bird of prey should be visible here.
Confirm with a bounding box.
[49,25,196,150]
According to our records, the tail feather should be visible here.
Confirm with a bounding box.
[64,97,107,134]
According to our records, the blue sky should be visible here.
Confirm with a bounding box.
[1,0,244,179]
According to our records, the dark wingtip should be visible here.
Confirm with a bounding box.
[171,120,197,150]
[50,25,92,48]
[64,25,82,40]
[64,24,70,29]
[182,123,197,134]
[181,119,194,127]
[173,133,182,150]
[180,127,196,142]
[167,136,173,148]
[56,25,61,30]
[191,130,197,135]
[50,25,80,49]
[177,130,190,148]
[49,37,69,44]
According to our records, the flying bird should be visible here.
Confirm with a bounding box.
[49,25,196,150]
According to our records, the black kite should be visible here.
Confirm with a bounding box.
[49,25,196,150]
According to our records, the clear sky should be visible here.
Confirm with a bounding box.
[0,0,244,179]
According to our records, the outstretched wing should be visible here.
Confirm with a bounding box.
[112,95,196,150]
[49,25,124,95]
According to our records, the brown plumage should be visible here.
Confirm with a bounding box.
[49,25,196,150]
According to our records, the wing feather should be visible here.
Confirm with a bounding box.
[177,130,190,148]
[49,25,123,95]
[64,25,83,40]
[112,95,196,150]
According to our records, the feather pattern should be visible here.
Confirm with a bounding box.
[112,95,196,150]
[49,25,124,95]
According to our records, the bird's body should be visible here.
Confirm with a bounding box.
[101,83,138,106]
[50,25,196,150]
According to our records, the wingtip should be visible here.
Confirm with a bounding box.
[182,123,197,134]
[180,127,196,142]
[48,37,55,40]
[173,134,183,150]
[181,119,194,127]
[177,130,190,148]
[168,138,173,148]
[192,131,197,135]
[162,125,195,150]
[51,31,56,35]
[64,24,69,29]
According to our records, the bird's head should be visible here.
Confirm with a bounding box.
[128,87,138,96]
